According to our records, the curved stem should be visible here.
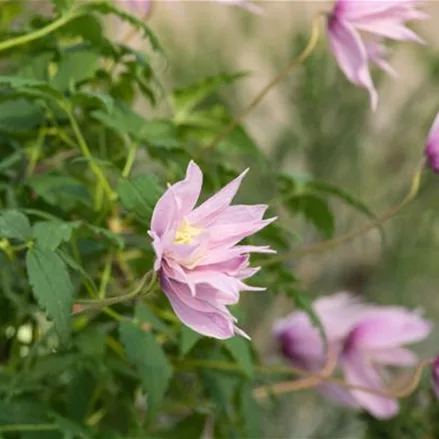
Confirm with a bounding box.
[62,104,115,206]
[0,11,81,53]
[74,270,156,310]
[263,157,426,267]
[204,12,322,151]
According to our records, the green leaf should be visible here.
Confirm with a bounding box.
[26,174,93,210]
[239,382,260,439]
[117,174,163,221]
[288,194,335,239]
[50,0,73,14]
[223,337,254,378]
[0,210,32,241]
[179,325,202,356]
[33,221,73,251]
[155,414,207,439]
[119,321,173,417]
[0,99,43,133]
[135,303,176,341]
[52,49,100,91]
[81,1,162,51]
[92,105,178,147]
[26,246,74,343]
[85,224,125,250]
[172,72,247,121]
[307,180,385,243]
[0,398,49,426]
[72,90,114,113]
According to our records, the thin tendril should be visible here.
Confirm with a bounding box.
[262,157,426,267]
[204,12,322,152]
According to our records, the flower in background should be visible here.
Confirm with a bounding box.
[274,294,432,419]
[274,292,370,370]
[425,110,439,173]
[341,307,432,418]
[149,161,276,339]
[327,0,428,110]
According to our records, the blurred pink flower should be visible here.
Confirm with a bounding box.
[274,292,370,370]
[341,308,432,418]
[431,355,439,398]
[149,161,276,339]
[274,294,432,418]
[426,110,439,173]
[327,0,428,110]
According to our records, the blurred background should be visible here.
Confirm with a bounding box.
[126,1,439,437]
[13,0,439,437]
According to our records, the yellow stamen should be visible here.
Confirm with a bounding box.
[174,219,202,245]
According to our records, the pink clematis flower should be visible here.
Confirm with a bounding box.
[426,110,439,173]
[341,307,432,418]
[327,0,428,110]
[149,161,276,339]
[274,293,432,419]
[274,292,370,371]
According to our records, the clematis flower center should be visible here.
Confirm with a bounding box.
[174,218,203,244]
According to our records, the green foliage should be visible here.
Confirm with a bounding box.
[26,246,74,343]
[0,2,421,438]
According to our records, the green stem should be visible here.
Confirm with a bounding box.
[75,270,156,310]
[122,139,138,178]
[0,424,57,433]
[62,104,115,206]
[204,12,322,151]
[0,11,81,53]
[262,157,426,266]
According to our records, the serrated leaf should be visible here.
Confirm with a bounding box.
[0,99,43,133]
[119,321,173,418]
[52,50,99,91]
[223,336,254,378]
[33,221,73,251]
[117,174,163,221]
[81,2,162,52]
[58,248,98,293]
[26,174,93,210]
[26,246,74,343]
[135,303,175,341]
[179,325,202,356]
[0,210,32,241]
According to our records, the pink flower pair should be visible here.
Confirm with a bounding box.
[274,292,432,419]
[328,0,428,110]
[149,161,276,339]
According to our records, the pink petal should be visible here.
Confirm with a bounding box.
[213,204,268,225]
[365,41,398,77]
[328,18,378,110]
[187,271,240,302]
[160,274,237,339]
[343,349,399,419]
[426,110,439,173]
[151,161,202,237]
[317,382,361,409]
[353,18,425,43]
[207,217,277,250]
[187,168,249,227]
[148,231,163,271]
[346,308,432,349]
[371,347,418,366]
